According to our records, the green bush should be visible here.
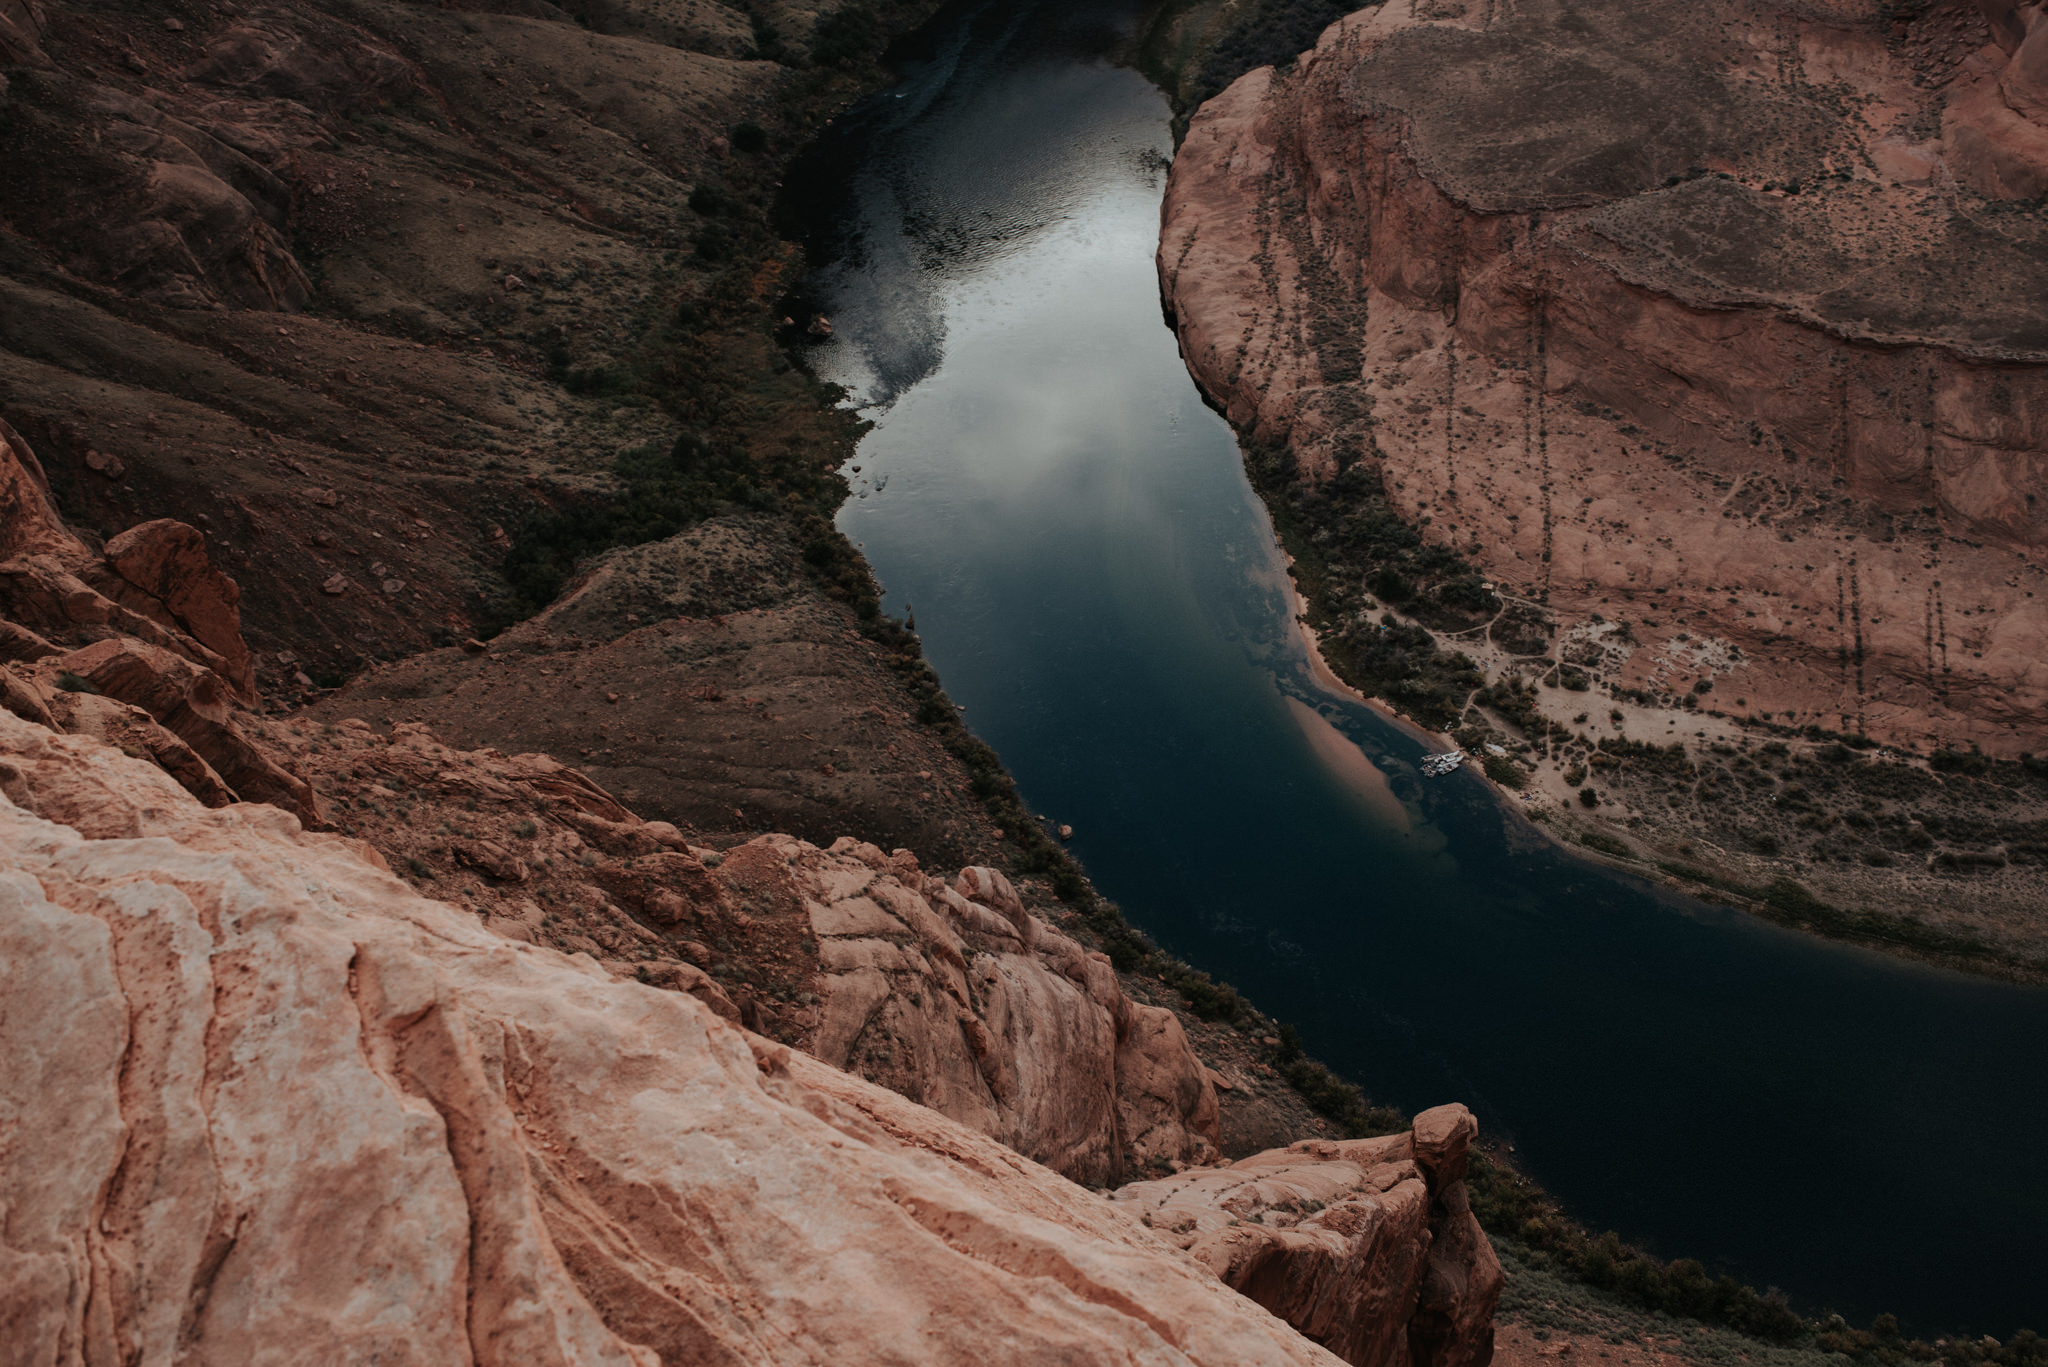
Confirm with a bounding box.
[812,4,880,66]
[1483,752,1527,788]
[1164,964,1247,1022]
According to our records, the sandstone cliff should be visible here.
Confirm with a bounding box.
[0,705,1499,1366]
[0,708,1328,1366]
[1160,0,2048,757]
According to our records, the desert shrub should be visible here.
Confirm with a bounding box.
[1483,752,1527,788]
[1164,964,1247,1023]
[813,4,881,66]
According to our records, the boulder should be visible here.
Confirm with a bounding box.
[1,668,55,729]
[100,519,254,698]
[0,618,58,662]
[1113,1112,1501,1367]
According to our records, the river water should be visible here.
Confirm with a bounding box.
[782,0,2048,1333]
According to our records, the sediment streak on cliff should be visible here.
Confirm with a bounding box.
[1160,0,2048,755]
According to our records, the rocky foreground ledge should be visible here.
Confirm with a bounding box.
[0,706,1499,1365]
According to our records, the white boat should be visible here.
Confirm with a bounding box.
[1421,749,1466,777]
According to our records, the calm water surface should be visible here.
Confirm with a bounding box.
[784,0,2048,1333]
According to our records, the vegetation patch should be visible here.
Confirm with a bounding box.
[1245,442,1492,730]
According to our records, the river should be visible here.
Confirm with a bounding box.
[780,0,2048,1334]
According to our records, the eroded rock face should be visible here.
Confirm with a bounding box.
[1161,0,2048,754]
[1112,1106,1502,1367]
[0,709,1343,1367]
[100,518,253,696]
[220,716,1217,1185]
[0,425,253,694]
[31,637,318,824]
[727,837,1221,1185]
[0,422,316,823]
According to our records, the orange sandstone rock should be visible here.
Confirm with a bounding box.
[1113,1107,1502,1367]
[0,709,1345,1367]
[758,836,1222,1184]
[100,518,254,698]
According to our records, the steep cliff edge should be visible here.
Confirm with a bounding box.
[0,709,1311,1366]
[0,709,1500,1365]
[1160,0,2048,758]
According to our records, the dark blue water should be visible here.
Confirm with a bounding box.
[785,0,2048,1335]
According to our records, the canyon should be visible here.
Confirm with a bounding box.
[4,0,2042,1350]
[1159,0,2048,956]
[0,0,1022,865]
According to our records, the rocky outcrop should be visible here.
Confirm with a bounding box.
[0,708,1343,1367]
[1,422,319,821]
[99,518,254,696]
[1160,0,2048,754]
[32,637,317,820]
[1113,1106,1501,1367]
[0,422,254,695]
[166,713,1219,1185]
[768,839,1219,1183]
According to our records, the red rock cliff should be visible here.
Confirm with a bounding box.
[1161,0,2048,754]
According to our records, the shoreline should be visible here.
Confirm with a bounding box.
[1234,407,2048,989]
[1270,510,2048,984]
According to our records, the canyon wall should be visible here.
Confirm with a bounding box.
[1161,0,2048,754]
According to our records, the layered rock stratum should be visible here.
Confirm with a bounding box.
[0,708,1333,1366]
[0,704,1502,1366]
[1161,0,2048,757]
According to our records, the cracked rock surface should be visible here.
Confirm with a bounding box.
[0,707,1336,1367]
